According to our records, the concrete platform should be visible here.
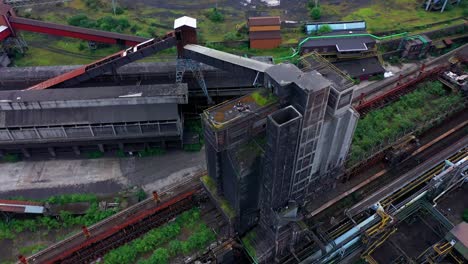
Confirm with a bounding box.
[0,149,205,199]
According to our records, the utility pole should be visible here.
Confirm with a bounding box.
[112,0,117,15]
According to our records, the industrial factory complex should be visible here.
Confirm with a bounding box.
[0,1,467,264]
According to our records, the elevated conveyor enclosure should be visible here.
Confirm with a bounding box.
[0,2,148,44]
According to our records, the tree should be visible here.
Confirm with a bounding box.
[206,7,224,22]
[310,7,321,20]
[148,248,169,264]
[317,24,332,34]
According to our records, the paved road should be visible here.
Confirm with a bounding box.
[0,149,205,199]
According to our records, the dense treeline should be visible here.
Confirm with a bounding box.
[68,14,131,33]
[348,81,465,165]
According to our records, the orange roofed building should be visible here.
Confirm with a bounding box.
[248,16,281,49]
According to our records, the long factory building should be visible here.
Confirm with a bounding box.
[0,84,188,157]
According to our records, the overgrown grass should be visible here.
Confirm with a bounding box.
[0,194,117,240]
[343,0,465,33]
[348,81,465,165]
[138,223,215,264]
[183,119,204,152]
[18,244,47,255]
[103,208,216,264]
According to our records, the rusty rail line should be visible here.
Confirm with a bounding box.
[24,171,206,264]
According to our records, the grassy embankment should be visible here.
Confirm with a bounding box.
[12,0,466,65]
[0,193,124,263]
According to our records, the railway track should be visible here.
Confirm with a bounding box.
[353,44,467,114]
[26,171,206,264]
[355,65,447,116]
[280,141,467,264]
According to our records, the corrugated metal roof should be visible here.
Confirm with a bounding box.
[334,57,385,78]
[336,42,368,52]
[306,21,366,34]
[184,44,272,73]
[0,199,42,206]
[24,205,45,214]
[249,31,281,40]
[0,84,188,102]
[0,205,25,213]
[0,62,217,84]
[301,35,374,49]
[0,201,45,214]
[2,104,179,127]
[248,16,280,26]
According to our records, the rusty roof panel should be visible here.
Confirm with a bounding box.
[248,16,280,26]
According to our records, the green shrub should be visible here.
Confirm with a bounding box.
[116,149,126,158]
[67,14,89,27]
[136,188,147,202]
[3,153,19,162]
[463,8,468,17]
[78,42,87,51]
[223,31,240,41]
[86,151,103,159]
[139,147,166,157]
[463,209,468,222]
[184,143,202,152]
[206,7,224,22]
[368,74,384,81]
[114,6,124,15]
[310,7,321,20]
[317,24,332,34]
[168,240,183,256]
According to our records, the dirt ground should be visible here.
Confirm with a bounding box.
[435,184,468,225]
[0,226,80,264]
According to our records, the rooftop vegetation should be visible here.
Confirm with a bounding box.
[251,89,278,107]
[348,81,465,165]
[201,175,236,219]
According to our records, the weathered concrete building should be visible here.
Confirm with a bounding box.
[201,51,359,262]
